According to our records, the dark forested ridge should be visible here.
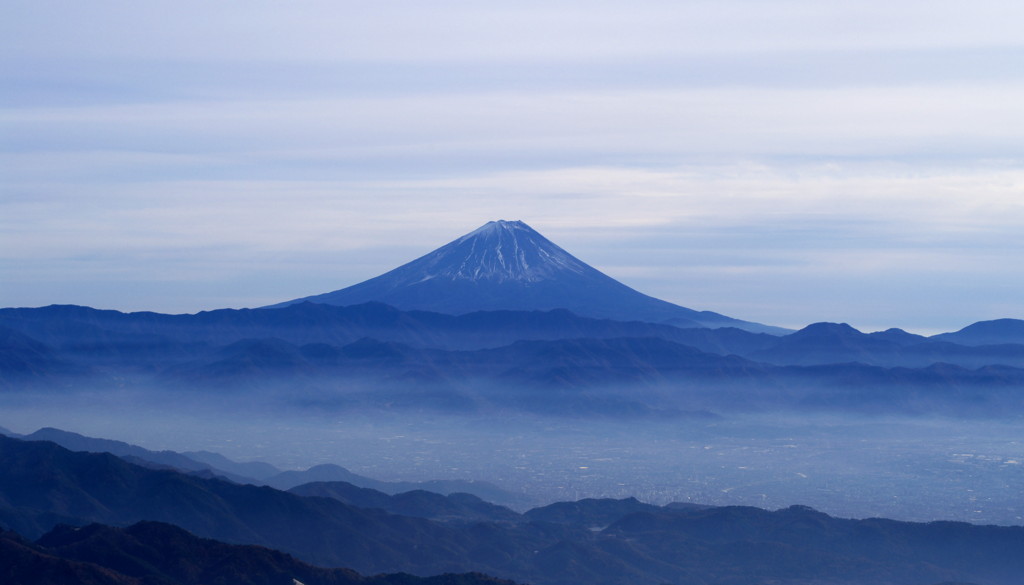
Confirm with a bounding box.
[1,521,520,585]
[2,434,1023,585]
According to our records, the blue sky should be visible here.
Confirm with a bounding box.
[2,0,1023,332]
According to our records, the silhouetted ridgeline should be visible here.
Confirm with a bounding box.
[2,435,1023,585]
[1,521,520,585]
[3,303,1024,417]
[0,426,533,510]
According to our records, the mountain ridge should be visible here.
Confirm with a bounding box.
[0,426,532,509]
[3,434,1023,585]
[5,520,521,585]
[4,305,1024,417]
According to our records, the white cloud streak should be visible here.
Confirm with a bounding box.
[5,1,1023,63]
[6,84,1024,165]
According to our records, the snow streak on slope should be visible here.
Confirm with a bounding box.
[417,220,586,283]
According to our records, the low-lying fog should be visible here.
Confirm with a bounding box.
[3,388,1022,526]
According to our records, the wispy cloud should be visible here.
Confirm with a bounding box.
[2,1,1022,330]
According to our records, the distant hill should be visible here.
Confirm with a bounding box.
[523,496,664,527]
[749,322,1024,369]
[20,427,257,484]
[289,481,522,523]
[268,220,784,334]
[269,466,532,510]
[932,318,1024,346]
[181,449,282,481]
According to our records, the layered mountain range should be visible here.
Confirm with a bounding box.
[3,300,1024,416]
[2,432,1023,585]
[4,426,531,509]
[3,219,1021,584]
[6,218,1022,419]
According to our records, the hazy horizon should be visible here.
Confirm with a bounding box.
[3,396,1022,526]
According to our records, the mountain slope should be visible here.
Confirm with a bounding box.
[3,436,1024,585]
[0,527,138,585]
[932,318,1024,346]
[5,426,533,509]
[268,220,782,333]
[29,521,519,585]
[0,435,486,575]
[21,427,255,482]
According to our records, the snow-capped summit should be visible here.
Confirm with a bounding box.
[269,220,780,333]
[418,219,586,283]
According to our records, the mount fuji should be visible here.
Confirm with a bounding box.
[270,220,781,333]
